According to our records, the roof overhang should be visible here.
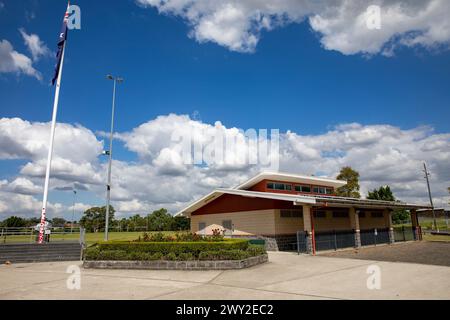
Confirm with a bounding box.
[313,195,432,210]
[234,171,347,190]
[176,189,317,217]
[176,189,432,217]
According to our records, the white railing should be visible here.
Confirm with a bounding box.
[0,227,82,244]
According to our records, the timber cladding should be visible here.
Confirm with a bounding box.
[191,210,277,236]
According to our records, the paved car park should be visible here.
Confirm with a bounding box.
[1,251,449,300]
[321,241,450,267]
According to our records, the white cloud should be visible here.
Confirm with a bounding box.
[1,115,449,219]
[19,28,50,61]
[0,177,41,195]
[0,39,41,79]
[0,118,103,164]
[137,0,450,55]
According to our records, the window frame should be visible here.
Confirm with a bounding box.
[280,209,303,218]
[294,185,312,193]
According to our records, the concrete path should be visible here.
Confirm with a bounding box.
[1,252,449,300]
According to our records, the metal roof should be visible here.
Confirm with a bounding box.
[176,189,317,216]
[176,188,431,216]
[233,171,347,190]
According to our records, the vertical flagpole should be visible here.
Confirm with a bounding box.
[38,43,67,244]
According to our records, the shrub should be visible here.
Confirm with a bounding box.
[165,252,177,261]
[84,238,266,262]
[151,252,163,261]
[177,252,195,261]
[134,232,225,243]
[199,250,251,261]
[97,239,249,255]
[128,251,154,261]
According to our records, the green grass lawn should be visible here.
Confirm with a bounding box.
[423,233,450,242]
[418,218,449,231]
[1,231,177,245]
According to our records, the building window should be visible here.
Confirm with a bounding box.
[371,211,384,218]
[333,211,349,218]
[267,182,292,191]
[295,185,311,193]
[314,211,327,218]
[359,211,366,218]
[222,220,233,230]
[313,187,334,195]
[198,222,206,234]
[280,209,303,218]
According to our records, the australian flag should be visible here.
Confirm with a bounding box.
[51,3,70,85]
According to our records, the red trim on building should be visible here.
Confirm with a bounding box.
[191,194,300,216]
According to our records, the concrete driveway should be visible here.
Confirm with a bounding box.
[1,252,449,300]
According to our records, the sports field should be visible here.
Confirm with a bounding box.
[0,231,176,245]
[2,230,448,244]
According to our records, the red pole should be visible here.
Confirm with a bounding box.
[310,208,316,256]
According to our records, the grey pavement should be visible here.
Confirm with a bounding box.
[0,252,449,300]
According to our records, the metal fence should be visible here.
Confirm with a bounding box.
[393,226,415,242]
[360,228,390,246]
[314,230,356,252]
[296,231,308,254]
[0,227,83,244]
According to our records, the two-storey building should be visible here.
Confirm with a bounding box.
[177,172,431,253]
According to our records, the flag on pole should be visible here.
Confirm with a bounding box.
[38,2,71,244]
[51,3,70,85]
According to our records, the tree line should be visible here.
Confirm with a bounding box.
[2,167,446,229]
[0,208,190,232]
[78,207,190,233]
[335,166,410,224]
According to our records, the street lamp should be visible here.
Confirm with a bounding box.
[71,187,77,234]
[104,74,123,241]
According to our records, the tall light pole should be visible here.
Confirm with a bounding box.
[71,187,77,234]
[423,162,437,231]
[104,74,123,241]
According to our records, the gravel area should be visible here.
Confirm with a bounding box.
[321,241,450,267]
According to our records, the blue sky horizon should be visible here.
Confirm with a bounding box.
[1,0,449,220]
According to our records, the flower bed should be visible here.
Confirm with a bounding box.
[83,232,268,270]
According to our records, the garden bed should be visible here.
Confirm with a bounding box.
[82,232,268,270]
[83,254,268,270]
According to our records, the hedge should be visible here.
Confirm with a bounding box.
[94,239,249,256]
[83,240,267,261]
[85,247,266,261]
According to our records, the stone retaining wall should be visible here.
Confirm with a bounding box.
[83,254,268,270]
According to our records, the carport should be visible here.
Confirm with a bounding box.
[296,196,428,254]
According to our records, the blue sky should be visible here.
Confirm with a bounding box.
[0,0,449,219]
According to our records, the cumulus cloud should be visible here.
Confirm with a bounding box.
[19,28,50,61]
[0,115,449,219]
[137,0,450,55]
[0,39,41,79]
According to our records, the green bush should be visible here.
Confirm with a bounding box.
[97,239,249,255]
[177,252,195,261]
[165,252,177,261]
[135,232,224,243]
[84,238,266,262]
[199,250,251,261]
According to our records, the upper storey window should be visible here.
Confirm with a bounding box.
[267,182,292,191]
[295,185,311,193]
[313,187,334,195]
